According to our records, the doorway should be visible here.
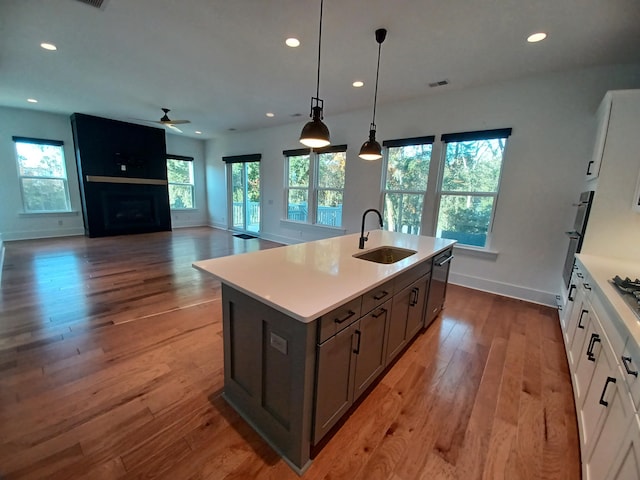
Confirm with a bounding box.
[228,160,260,233]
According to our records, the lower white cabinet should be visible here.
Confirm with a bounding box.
[560,256,640,480]
[606,414,640,480]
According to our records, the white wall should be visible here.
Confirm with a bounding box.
[205,64,640,305]
[0,107,208,240]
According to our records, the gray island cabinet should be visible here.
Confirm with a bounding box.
[193,231,455,474]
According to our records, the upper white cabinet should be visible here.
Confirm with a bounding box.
[587,92,613,180]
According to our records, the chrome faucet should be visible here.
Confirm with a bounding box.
[359,209,383,249]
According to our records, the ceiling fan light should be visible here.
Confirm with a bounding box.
[359,129,382,160]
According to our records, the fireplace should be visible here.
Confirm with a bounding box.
[71,113,172,237]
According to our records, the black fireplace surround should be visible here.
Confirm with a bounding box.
[71,113,172,237]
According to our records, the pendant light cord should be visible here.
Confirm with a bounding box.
[316,0,323,100]
[371,40,382,128]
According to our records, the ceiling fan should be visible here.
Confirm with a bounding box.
[148,108,190,133]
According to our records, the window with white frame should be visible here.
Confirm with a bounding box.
[435,128,512,248]
[166,155,195,209]
[13,136,71,213]
[381,136,434,235]
[284,145,346,227]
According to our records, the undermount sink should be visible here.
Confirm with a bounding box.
[353,246,417,264]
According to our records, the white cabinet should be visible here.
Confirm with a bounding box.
[606,415,640,480]
[586,92,613,180]
[559,256,640,480]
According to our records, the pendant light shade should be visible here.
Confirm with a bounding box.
[359,28,387,161]
[300,0,330,148]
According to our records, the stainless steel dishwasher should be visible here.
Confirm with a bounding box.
[425,247,454,327]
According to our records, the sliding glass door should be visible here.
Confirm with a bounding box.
[228,161,260,233]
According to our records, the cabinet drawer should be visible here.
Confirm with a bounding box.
[622,338,640,411]
[393,260,431,293]
[361,279,394,315]
[317,296,362,344]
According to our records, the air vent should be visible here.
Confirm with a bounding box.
[290,113,303,118]
[428,79,450,88]
[76,0,109,9]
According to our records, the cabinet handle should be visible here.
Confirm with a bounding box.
[335,310,356,324]
[373,290,389,301]
[577,273,584,279]
[372,307,387,318]
[587,334,601,362]
[436,255,454,267]
[568,284,576,301]
[583,283,592,291]
[577,309,588,329]
[598,377,616,407]
[586,160,594,176]
[622,356,638,377]
[410,288,419,306]
[353,330,361,354]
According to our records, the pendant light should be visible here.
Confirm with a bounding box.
[359,28,387,160]
[299,0,330,148]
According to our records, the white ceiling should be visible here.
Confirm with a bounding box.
[2,0,639,139]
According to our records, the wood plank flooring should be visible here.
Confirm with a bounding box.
[0,227,580,479]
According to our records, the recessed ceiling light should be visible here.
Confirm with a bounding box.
[527,32,547,43]
[352,81,364,88]
[40,42,57,51]
[285,38,300,48]
[27,98,38,103]
[266,112,275,118]
[195,131,202,134]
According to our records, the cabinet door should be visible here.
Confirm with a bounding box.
[583,343,632,479]
[313,321,359,444]
[586,92,613,180]
[405,275,429,341]
[387,284,411,364]
[573,312,601,408]
[606,415,640,480]
[353,300,391,402]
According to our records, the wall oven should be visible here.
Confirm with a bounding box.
[562,191,594,287]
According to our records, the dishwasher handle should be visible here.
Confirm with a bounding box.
[435,254,454,267]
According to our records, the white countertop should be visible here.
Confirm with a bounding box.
[576,253,640,346]
[193,230,456,322]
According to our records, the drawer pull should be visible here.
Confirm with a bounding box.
[577,309,588,329]
[577,273,584,278]
[372,308,387,318]
[598,377,616,407]
[587,333,600,362]
[583,283,592,291]
[568,284,576,301]
[335,310,356,324]
[586,160,594,176]
[353,330,361,354]
[373,291,389,301]
[622,356,638,377]
[410,288,419,306]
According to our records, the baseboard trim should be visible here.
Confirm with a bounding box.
[449,271,556,307]
[2,228,86,241]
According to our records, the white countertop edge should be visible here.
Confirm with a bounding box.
[193,230,456,323]
[575,254,640,346]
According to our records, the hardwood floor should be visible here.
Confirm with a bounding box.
[0,227,580,479]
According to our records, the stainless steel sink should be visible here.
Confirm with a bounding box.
[353,246,417,264]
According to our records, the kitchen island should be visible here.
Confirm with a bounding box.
[193,230,455,473]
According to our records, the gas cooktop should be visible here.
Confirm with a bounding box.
[611,275,640,321]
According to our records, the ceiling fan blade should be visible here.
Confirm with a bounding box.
[163,119,190,125]
[167,124,183,133]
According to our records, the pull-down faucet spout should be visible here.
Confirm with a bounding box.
[359,209,383,249]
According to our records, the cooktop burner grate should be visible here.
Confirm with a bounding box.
[611,276,640,321]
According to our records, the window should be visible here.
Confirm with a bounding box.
[166,155,195,209]
[13,136,71,213]
[284,146,346,227]
[436,128,511,248]
[381,137,434,234]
